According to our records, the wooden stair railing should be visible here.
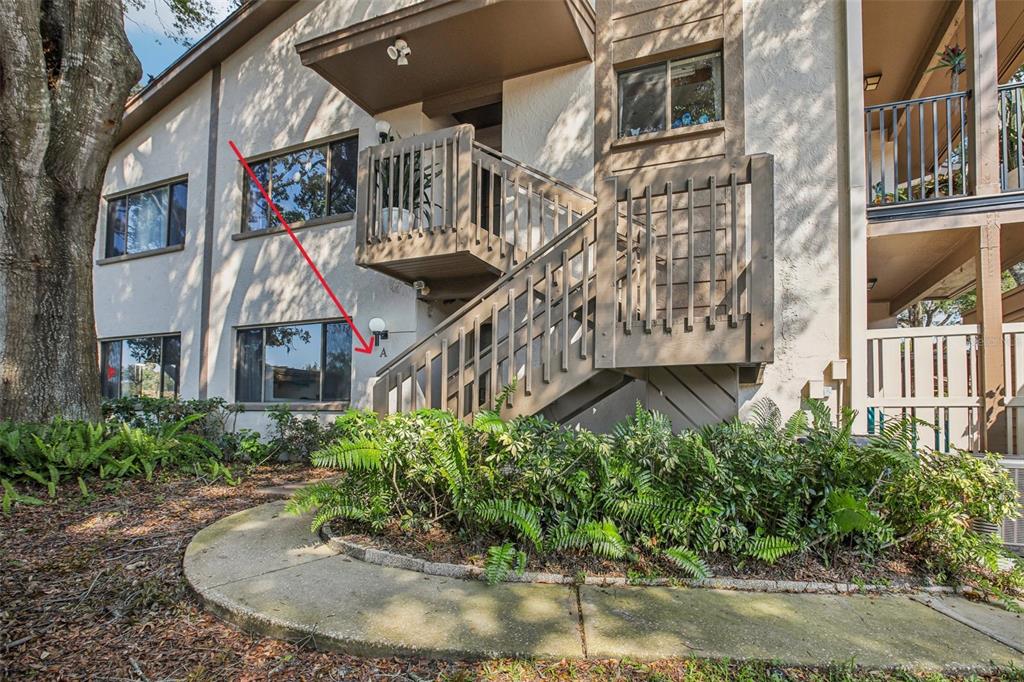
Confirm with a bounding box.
[595,154,775,370]
[372,153,775,421]
[355,125,596,282]
[373,209,600,419]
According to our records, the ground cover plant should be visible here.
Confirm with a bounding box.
[289,401,1023,598]
[0,398,350,513]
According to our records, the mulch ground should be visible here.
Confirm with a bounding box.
[333,520,931,587]
[0,466,1014,681]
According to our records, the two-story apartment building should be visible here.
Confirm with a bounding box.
[94,0,1023,545]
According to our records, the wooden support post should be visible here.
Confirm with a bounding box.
[966,0,1001,197]
[594,176,618,369]
[976,217,1006,452]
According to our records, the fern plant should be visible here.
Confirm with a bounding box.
[483,542,527,584]
[664,546,710,580]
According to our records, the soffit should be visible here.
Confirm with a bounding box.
[295,0,596,116]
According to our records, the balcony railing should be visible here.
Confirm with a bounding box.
[355,125,595,286]
[999,81,1024,191]
[865,91,969,207]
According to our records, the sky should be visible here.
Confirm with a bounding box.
[125,1,237,82]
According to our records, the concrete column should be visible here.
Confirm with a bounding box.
[966,0,1001,196]
[976,216,1006,452]
[843,0,869,433]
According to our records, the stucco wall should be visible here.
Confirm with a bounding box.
[207,0,427,432]
[739,0,844,419]
[95,72,213,400]
[96,0,601,430]
[502,62,595,193]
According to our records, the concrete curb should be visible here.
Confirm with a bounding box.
[320,522,956,595]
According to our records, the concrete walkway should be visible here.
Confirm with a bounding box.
[184,502,1024,671]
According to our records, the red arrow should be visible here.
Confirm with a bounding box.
[228,140,375,354]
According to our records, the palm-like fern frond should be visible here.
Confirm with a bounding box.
[474,499,543,548]
[483,542,526,584]
[550,518,628,559]
[310,439,382,470]
[664,546,710,579]
[746,535,800,564]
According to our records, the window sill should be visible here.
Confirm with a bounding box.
[611,120,725,150]
[96,243,185,265]
[231,212,355,241]
[236,401,351,412]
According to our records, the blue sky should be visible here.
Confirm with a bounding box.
[125,1,236,82]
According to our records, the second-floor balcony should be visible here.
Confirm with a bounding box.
[354,124,595,300]
[864,85,1024,211]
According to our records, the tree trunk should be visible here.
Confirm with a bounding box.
[0,0,140,421]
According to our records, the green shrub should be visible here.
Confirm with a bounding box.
[265,405,343,462]
[1,413,232,512]
[289,400,1023,595]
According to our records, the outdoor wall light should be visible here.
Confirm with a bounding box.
[864,73,882,92]
[375,119,392,144]
[368,317,389,342]
[387,38,411,66]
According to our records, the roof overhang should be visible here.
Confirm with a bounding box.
[294,0,596,116]
[117,0,299,145]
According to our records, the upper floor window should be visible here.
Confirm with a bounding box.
[235,321,352,403]
[105,180,187,258]
[243,135,358,232]
[618,52,723,138]
[100,334,181,399]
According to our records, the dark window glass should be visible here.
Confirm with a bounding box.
[161,335,181,397]
[99,335,180,400]
[236,321,353,403]
[618,64,667,137]
[271,146,327,224]
[106,179,187,257]
[618,52,723,138]
[105,199,127,258]
[168,182,188,247]
[100,341,121,399]
[236,329,264,402]
[244,160,272,232]
[670,53,723,129]
[122,337,163,398]
[329,137,358,216]
[126,186,169,254]
[263,324,321,401]
[323,322,352,401]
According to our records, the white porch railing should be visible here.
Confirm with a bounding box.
[865,324,1024,548]
[865,325,982,452]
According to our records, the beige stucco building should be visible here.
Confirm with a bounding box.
[95,0,1023,545]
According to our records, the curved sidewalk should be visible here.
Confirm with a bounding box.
[184,501,1024,670]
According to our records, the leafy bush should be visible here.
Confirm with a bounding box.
[1,414,232,512]
[265,405,342,463]
[290,401,1023,592]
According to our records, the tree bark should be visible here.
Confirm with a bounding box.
[0,0,140,421]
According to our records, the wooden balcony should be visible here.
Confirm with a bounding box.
[355,124,595,300]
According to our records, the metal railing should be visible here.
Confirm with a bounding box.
[865,91,969,206]
[998,81,1024,191]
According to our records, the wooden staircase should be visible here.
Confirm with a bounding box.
[366,136,776,422]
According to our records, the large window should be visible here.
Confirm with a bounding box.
[235,321,352,403]
[105,180,187,258]
[243,136,358,232]
[617,52,723,138]
[100,334,181,399]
